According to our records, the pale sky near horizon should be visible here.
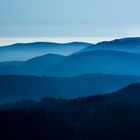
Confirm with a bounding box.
[0,0,140,45]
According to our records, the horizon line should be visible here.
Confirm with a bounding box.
[0,36,139,46]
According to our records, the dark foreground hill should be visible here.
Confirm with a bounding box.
[1,84,140,140]
[1,74,140,103]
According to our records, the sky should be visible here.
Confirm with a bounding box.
[0,0,140,45]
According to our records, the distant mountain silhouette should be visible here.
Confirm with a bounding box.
[18,54,66,75]
[0,74,140,103]
[2,50,140,77]
[43,50,140,77]
[78,37,140,53]
[0,42,91,61]
[0,54,67,75]
[1,37,140,77]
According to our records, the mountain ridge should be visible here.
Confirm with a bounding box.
[1,73,140,103]
[43,49,140,77]
[78,37,140,54]
[0,42,91,61]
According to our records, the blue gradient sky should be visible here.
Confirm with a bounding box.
[0,0,140,43]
